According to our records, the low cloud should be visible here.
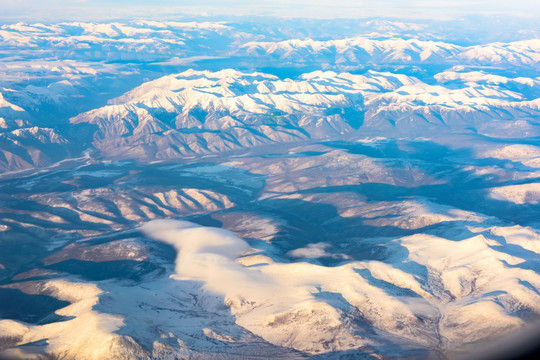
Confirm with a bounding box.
[140,220,278,302]
[287,242,351,260]
[140,219,363,351]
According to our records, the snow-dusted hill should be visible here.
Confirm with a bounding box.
[1,135,539,359]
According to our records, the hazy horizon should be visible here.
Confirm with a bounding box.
[1,0,539,22]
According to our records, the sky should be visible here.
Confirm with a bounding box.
[1,0,539,22]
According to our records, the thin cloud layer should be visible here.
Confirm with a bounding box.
[1,0,539,21]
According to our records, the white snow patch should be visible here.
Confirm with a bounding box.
[488,183,540,204]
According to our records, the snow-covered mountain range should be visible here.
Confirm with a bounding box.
[0,19,538,170]
[1,66,538,169]
[0,16,539,360]
[239,37,540,69]
[65,68,539,162]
